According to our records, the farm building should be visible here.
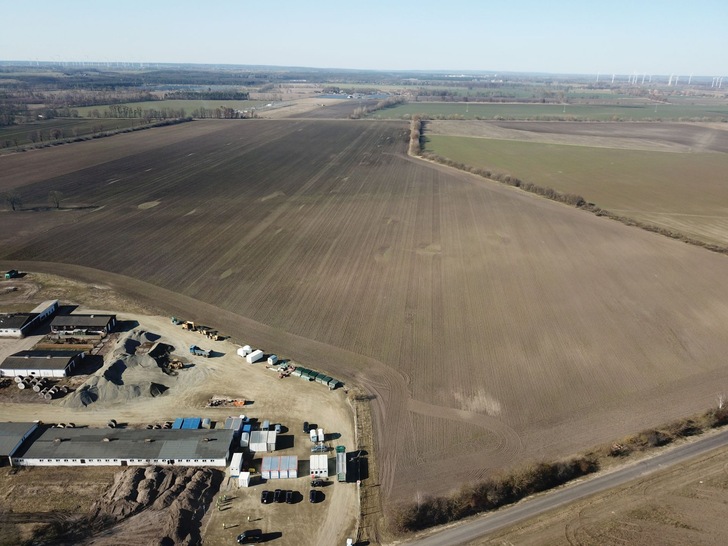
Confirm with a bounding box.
[0,300,59,338]
[249,430,277,452]
[50,314,116,337]
[261,455,298,479]
[0,422,39,466]
[10,427,235,467]
[309,454,329,479]
[0,350,85,378]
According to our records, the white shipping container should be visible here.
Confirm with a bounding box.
[238,471,251,487]
[317,428,325,443]
[266,431,277,452]
[267,354,278,365]
[309,429,318,443]
[229,452,243,478]
[246,349,264,364]
[240,431,250,448]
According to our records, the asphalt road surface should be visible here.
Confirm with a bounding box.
[407,428,728,546]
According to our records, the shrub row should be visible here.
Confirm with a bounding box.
[388,403,728,535]
[6,118,193,154]
[420,151,728,256]
[350,96,406,119]
[408,116,423,156]
[389,456,597,533]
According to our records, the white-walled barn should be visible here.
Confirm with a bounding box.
[0,350,85,378]
[11,427,235,467]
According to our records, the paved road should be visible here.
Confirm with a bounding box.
[407,428,728,546]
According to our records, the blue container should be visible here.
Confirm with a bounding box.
[172,418,184,430]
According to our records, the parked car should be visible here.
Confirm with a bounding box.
[311,479,324,487]
[303,421,309,433]
[273,488,283,503]
[237,529,262,543]
[260,490,271,504]
[309,490,319,503]
[285,490,294,504]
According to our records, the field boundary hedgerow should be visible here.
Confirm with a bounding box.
[3,117,193,155]
[388,403,728,534]
[407,120,728,257]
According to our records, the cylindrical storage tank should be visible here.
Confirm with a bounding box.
[13,376,24,383]
[107,419,117,428]
[17,382,26,390]
[66,423,75,428]
[38,387,50,396]
[44,392,53,400]
[242,345,252,355]
[32,384,43,392]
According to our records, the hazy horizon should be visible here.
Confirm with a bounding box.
[1,0,726,76]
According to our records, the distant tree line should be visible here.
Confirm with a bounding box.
[349,96,405,119]
[164,90,249,100]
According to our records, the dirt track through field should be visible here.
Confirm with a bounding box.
[4,120,728,508]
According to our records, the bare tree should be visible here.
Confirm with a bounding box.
[1,191,22,211]
[48,190,63,209]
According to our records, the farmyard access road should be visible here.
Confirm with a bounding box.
[405,427,728,546]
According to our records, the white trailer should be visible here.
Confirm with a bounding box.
[309,454,329,479]
[229,452,243,478]
[246,349,264,364]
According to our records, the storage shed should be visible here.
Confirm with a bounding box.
[50,314,116,337]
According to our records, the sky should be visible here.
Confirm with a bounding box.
[1,0,726,76]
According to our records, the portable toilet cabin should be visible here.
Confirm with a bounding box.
[238,471,251,488]
[317,428,325,442]
[267,354,278,365]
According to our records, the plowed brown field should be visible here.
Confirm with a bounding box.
[3,119,728,507]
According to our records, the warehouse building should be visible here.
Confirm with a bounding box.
[0,300,59,338]
[0,350,85,378]
[11,427,235,467]
[0,422,39,466]
[50,314,116,337]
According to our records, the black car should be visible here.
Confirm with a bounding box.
[237,529,262,543]
[260,490,271,504]
[303,421,309,433]
[273,488,283,503]
[309,489,319,503]
[285,490,294,504]
[311,479,324,487]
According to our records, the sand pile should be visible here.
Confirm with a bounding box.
[61,329,173,409]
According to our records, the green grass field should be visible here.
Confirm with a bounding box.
[75,99,267,117]
[372,102,728,121]
[426,134,728,244]
[0,118,141,147]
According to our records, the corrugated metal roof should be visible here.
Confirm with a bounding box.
[0,422,37,457]
[13,427,234,462]
[51,315,115,328]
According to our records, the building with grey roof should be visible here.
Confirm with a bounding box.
[0,300,59,338]
[0,350,85,378]
[50,314,116,337]
[11,427,234,467]
[0,422,39,466]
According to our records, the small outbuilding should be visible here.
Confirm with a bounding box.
[0,300,58,338]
